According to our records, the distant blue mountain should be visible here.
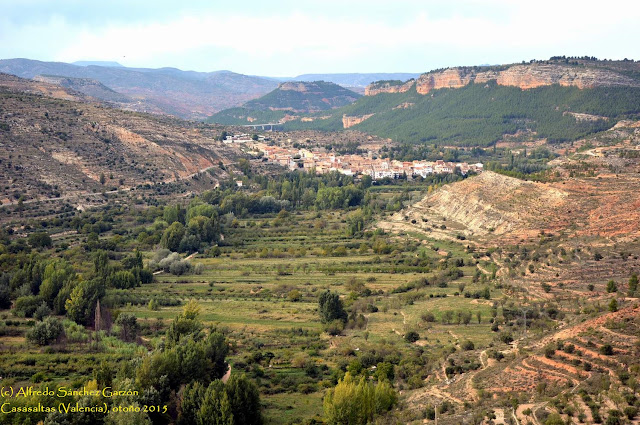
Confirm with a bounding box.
[72,61,124,67]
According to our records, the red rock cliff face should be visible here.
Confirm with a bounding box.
[365,80,415,96]
[495,64,637,89]
[416,68,475,94]
[343,114,374,128]
[365,64,640,96]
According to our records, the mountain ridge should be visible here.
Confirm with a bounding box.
[279,59,640,146]
[0,58,279,119]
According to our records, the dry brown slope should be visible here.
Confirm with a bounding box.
[379,167,640,245]
[379,171,569,241]
[0,73,241,203]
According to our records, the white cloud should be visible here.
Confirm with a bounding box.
[2,0,639,74]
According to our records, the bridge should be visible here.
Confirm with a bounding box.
[242,123,283,131]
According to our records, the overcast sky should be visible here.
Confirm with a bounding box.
[1,0,639,76]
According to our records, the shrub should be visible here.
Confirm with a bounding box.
[544,346,556,358]
[404,331,419,343]
[14,295,43,318]
[499,332,513,344]
[462,340,475,350]
[33,302,51,321]
[325,320,345,336]
[599,344,614,355]
[26,317,64,345]
[421,312,436,322]
[624,407,637,420]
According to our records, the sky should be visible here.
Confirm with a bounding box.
[1,0,639,76]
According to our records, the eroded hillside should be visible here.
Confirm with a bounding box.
[379,151,640,246]
[0,73,243,207]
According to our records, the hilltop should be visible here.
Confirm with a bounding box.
[33,75,133,104]
[208,80,360,125]
[281,58,640,146]
[0,58,279,119]
[292,72,421,88]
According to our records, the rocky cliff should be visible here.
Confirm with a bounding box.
[278,82,311,92]
[367,63,640,95]
[495,64,638,89]
[343,114,374,129]
[365,79,415,96]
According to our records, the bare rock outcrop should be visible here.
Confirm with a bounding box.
[495,64,639,89]
[416,68,476,94]
[379,171,569,239]
[365,79,415,96]
[278,82,309,92]
[366,64,640,96]
[343,114,374,129]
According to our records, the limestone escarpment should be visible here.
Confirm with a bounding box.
[366,64,640,96]
[416,68,477,94]
[495,64,638,89]
[365,79,415,96]
[343,114,374,129]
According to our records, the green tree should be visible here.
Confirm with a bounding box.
[0,283,11,309]
[607,280,618,293]
[65,279,105,325]
[28,232,52,249]
[225,374,263,425]
[39,259,76,308]
[104,378,152,425]
[161,222,186,252]
[318,290,347,324]
[116,313,139,342]
[609,298,618,312]
[198,381,233,425]
[188,216,217,244]
[166,312,204,346]
[179,382,206,425]
[323,373,397,425]
[163,204,186,225]
[629,274,638,295]
[545,413,565,425]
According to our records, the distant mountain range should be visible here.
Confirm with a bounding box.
[0,59,420,120]
[72,61,124,67]
[0,58,280,119]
